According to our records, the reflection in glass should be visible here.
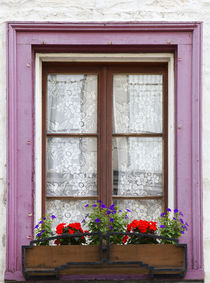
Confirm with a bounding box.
[46,137,97,197]
[47,74,97,133]
[113,74,162,133]
[112,137,163,196]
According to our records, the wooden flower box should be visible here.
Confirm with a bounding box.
[22,243,187,279]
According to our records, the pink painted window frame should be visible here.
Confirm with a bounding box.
[6,22,203,281]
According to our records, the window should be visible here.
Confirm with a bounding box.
[7,22,202,281]
[42,62,168,226]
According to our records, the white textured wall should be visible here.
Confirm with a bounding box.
[0,0,210,282]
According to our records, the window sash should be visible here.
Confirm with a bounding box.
[42,62,168,216]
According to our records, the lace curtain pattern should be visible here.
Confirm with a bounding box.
[47,74,97,133]
[46,137,97,197]
[113,75,162,134]
[114,199,163,222]
[46,199,93,231]
[112,137,163,197]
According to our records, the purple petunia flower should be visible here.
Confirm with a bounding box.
[101,203,107,209]
[51,215,56,219]
[110,226,113,230]
[34,224,39,229]
[81,219,85,223]
[180,219,184,224]
[41,229,45,233]
[174,209,179,213]
[43,217,46,220]
[39,220,43,224]
[119,210,122,212]
[179,212,184,216]
[95,218,101,223]
[37,233,41,238]
[173,217,177,220]
[98,200,102,203]
[161,213,166,217]
[167,208,171,212]
[112,210,116,214]
[110,218,114,222]
[185,222,189,227]
[125,215,128,219]
[109,204,115,210]
[181,231,184,234]
[126,209,131,212]
[107,210,111,215]
[85,204,89,207]
[92,204,98,207]
[160,225,165,228]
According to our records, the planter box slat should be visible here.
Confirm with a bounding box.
[110,245,185,266]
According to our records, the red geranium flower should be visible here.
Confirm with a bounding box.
[123,219,158,244]
[56,223,66,234]
[55,222,87,245]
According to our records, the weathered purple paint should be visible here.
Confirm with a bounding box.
[6,22,203,281]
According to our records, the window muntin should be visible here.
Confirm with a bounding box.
[42,62,168,225]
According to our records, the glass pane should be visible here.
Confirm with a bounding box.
[113,74,162,133]
[46,137,97,196]
[46,199,93,231]
[112,137,163,196]
[114,199,163,222]
[47,74,97,133]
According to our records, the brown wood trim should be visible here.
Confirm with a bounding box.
[47,133,162,138]
[112,195,164,200]
[42,65,48,217]
[112,133,163,137]
[42,62,102,74]
[97,67,105,204]
[42,62,168,74]
[46,196,98,200]
[99,66,110,205]
[97,70,102,204]
[106,66,113,207]
[46,195,163,201]
[46,133,98,137]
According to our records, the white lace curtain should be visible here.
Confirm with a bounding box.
[45,73,164,228]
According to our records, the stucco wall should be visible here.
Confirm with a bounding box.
[0,0,210,282]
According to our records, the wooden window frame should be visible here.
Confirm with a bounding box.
[42,62,168,215]
[6,22,203,281]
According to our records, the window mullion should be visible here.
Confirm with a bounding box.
[98,66,109,205]
[105,66,113,207]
